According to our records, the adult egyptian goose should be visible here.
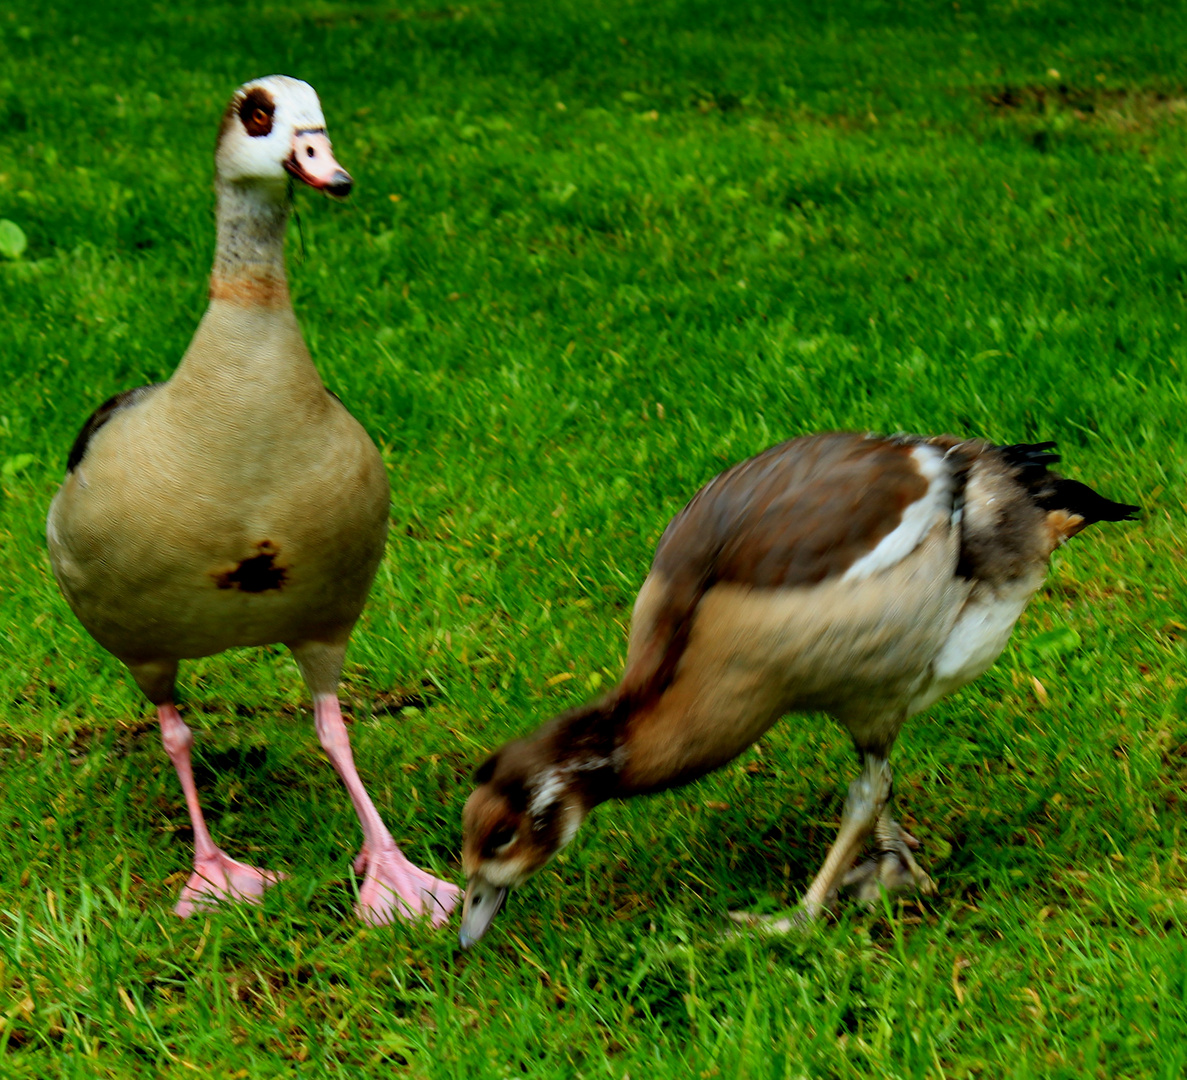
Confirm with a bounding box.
[459,432,1137,945]
[47,76,459,928]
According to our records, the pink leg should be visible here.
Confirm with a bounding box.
[158,704,283,917]
[313,694,459,928]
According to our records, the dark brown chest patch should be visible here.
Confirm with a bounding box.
[213,541,287,593]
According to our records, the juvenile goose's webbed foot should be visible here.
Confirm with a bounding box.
[726,907,817,936]
[730,753,898,934]
[841,814,935,905]
[796,753,894,921]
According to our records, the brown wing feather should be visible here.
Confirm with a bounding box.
[619,432,938,703]
[657,432,931,588]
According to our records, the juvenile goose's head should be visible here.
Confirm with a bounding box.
[216,75,351,196]
[461,730,618,948]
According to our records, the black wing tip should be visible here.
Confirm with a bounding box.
[998,441,1139,525]
[473,753,498,785]
[65,384,161,473]
[1101,500,1141,523]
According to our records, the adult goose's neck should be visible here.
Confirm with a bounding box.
[209,177,291,308]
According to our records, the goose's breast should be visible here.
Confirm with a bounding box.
[48,394,389,661]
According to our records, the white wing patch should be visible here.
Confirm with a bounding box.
[556,802,584,850]
[841,445,954,582]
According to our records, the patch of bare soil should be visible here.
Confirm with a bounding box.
[984,83,1187,132]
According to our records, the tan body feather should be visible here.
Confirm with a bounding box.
[48,301,388,684]
[47,75,459,928]
[459,432,1137,945]
[622,528,971,792]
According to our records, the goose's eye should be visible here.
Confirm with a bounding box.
[238,88,275,137]
[306,145,315,158]
[486,825,516,855]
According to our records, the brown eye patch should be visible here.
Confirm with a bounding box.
[238,87,275,138]
[482,822,517,857]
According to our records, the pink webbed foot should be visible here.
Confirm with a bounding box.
[355,843,460,928]
[174,849,285,918]
[307,693,459,929]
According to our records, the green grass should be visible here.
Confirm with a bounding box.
[2,0,1186,1075]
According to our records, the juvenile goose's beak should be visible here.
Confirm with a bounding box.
[285,130,352,196]
[459,875,508,949]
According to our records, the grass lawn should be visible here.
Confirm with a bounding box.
[2,0,1186,1074]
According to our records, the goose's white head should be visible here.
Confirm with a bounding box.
[216,75,351,196]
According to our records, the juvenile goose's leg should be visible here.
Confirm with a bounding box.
[730,752,892,933]
[158,704,284,917]
[841,808,936,904]
[797,752,893,919]
[294,642,459,928]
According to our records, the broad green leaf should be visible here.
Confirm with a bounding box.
[2,453,35,477]
[0,220,27,260]
[1023,625,1082,660]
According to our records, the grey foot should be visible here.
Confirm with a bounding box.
[841,826,935,906]
[726,906,819,936]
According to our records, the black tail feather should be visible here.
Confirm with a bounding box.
[1000,440,1139,524]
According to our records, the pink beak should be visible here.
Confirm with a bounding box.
[285,130,352,197]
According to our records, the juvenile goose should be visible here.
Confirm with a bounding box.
[47,76,459,927]
[459,432,1136,945]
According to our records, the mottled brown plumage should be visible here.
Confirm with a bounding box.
[459,432,1137,946]
[620,434,938,705]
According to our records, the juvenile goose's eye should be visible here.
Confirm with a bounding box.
[486,825,516,855]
